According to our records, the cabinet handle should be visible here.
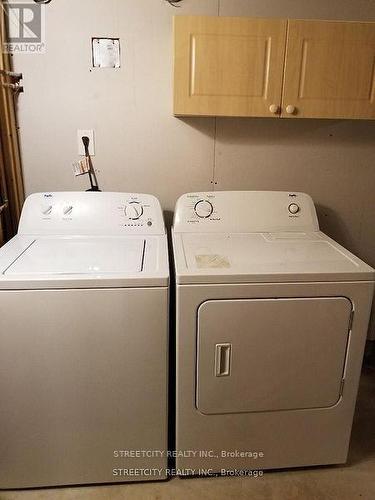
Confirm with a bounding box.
[286,105,296,115]
[269,104,279,114]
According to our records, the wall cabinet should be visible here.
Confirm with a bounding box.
[173,16,375,119]
[173,16,287,118]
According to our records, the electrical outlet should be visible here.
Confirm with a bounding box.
[77,129,95,156]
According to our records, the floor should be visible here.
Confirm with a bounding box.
[1,366,374,500]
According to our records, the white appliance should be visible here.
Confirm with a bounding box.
[172,191,374,474]
[0,192,169,488]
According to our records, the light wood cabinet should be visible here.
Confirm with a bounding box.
[282,20,375,119]
[173,16,375,119]
[173,16,287,117]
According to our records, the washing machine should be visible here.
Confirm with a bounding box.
[172,191,375,474]
[0,192,169,488]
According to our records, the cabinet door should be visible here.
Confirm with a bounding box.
[282,20,375,119]
[174,16,287,117]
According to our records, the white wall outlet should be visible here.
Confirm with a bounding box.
[77,129,95,156]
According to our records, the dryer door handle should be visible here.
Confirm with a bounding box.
[215,343,232,377]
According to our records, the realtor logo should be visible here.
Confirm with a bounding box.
[2,1,46,53]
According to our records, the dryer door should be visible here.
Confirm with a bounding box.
[196,297,352,415]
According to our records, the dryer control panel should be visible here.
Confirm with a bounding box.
[18,192,166,236]
[173,191,319,233]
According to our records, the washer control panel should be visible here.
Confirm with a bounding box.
[18,192,165,236]
[173,191,319,233]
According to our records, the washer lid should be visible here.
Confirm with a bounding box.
[174,232,375,283]
[4,237,145,276]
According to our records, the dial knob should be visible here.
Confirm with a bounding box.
[63,206,73,216]
[286,104,296,115]
[288,203,300,214]
[125,201,143,220]
[194,200,213,219]
[41,205,52,215]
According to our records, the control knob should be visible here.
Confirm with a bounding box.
[125,201,144,220]
[63,206,73,216]
[41,205,53,216]
[288,203,300,215]
[194,200,213,219]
